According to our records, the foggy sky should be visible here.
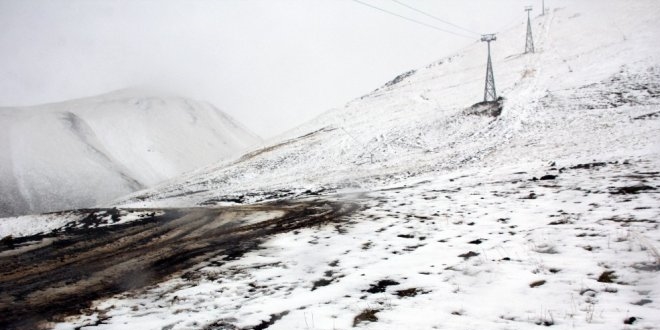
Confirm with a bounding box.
[0,0,530,138]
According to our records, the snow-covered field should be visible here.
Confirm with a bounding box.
[57,158,660,330]
[0,89,260,217]
[1,0,659,329]
[0,208,164,238]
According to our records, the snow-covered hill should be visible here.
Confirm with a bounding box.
[116,0,660,210]
[1,1,659,329]
[0,89,260,216]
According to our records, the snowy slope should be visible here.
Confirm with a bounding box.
[2,0,660,329]
[0,88,260,216]
[116,0,660,209]
[56,159,660,330]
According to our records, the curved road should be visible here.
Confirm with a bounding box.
[0,199,358,329]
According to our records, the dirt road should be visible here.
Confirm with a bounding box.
[0,200,357,329]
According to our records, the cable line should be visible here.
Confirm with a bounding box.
[389,0,482,36]
[352,0,476,39]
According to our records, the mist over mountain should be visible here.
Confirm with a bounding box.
[0,1,659,329]
[0,89,260,216]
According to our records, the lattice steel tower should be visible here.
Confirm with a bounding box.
[481,34,497,102]
[525,6,535,54]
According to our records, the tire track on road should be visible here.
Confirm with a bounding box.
[0,200,358,329]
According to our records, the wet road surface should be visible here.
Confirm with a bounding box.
[0,200,357,329]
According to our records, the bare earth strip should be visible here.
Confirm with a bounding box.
[0,200,358,329]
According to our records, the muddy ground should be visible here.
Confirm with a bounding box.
[0,199,357,329]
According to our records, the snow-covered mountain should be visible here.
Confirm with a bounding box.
[1,1,659,329]
[0,89,260,216]
[117,0,660,209]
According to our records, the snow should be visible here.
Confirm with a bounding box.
[55,159,660,330]
[0,209,165,239]
[0,212,83,238]
[4,0,660,329]
[0,88,261,217]
[114,0,660,210]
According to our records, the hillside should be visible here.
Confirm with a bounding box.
[0,89,260,216]
[116,1,660,210]
[0,0,659,329]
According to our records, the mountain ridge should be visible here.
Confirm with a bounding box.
[1,1,660,329]
[0,89,261,216]
[115,2,660,209]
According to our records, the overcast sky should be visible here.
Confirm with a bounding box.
[0,0,532,138]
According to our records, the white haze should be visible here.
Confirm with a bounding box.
[0,0,532,138]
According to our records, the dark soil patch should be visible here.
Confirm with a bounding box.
[384,70,415,88]
[601,216,656,225]
[200,195,245,205]
[0,235,14,249]
[395,288,428,298]
[530,280,546,288]
[252,311,289,330]
[353,309,380,327]
[458,251,479,260]
[521,192,537,199]
[633,110,660,120]
[597,270,617,283]
[467,97,504,117]
[580,288,596,296]
[311,278,333,291]
[403,244,424,252]
[570,162,607,170]
[535,319,554,326]
[548,218,572,225]
[365,280,400,294]
[610,185,656,195]
[203,320,240,330]
[632,299,652,306]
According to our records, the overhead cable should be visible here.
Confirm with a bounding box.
[389,0,482,36]
[352,0,476,39]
